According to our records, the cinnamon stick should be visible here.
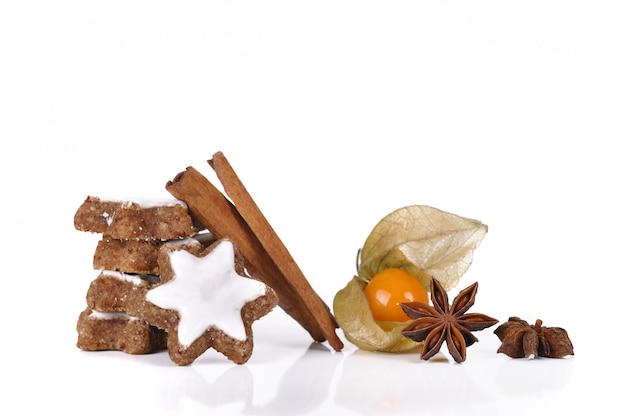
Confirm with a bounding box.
[209,151,343,352]
[166,165,343,350]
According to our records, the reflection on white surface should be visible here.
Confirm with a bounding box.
[335,348,489,415]
[334,340,575,416]
[155,364,254,411]
[243,343,341,415]
[131,342,342,414]
[496,358,574,398]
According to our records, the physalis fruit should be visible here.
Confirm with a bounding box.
[364,268,428,322]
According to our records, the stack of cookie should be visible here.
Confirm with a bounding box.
[73,195,279,365]
[73,196,210,355]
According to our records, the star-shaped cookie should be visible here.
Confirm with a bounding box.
[145,238,278,365]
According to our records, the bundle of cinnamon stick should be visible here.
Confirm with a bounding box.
[166,152,343,352]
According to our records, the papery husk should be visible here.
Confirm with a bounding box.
[333,276,421,352]
[358,205,488,291]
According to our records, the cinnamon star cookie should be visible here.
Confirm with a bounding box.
[144,238,278,365]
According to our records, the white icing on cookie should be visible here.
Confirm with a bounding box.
[166,237,201,248]
[89,310,139,321]
[101,270,146,286]
[94,196,188,209]
[163,233,214,250]
[145,240,267,347]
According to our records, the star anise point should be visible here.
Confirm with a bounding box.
[401,279,498,363]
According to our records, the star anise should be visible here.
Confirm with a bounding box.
[494,317,574,359]
[400,279,498,363]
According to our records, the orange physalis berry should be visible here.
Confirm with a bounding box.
[363,268,429,322]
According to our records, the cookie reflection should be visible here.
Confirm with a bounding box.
[155,363,253,411]
[244,343,341,415]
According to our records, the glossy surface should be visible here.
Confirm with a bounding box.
[364,268,429,322]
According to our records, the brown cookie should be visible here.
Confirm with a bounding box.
[74,196,203,240]
[92,233,216,275]
[143,238,278,365]
[76,308,167,354]
[86,270,157,312]
[93,237,162,274]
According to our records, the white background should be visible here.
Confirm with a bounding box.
[1,1,624,415]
